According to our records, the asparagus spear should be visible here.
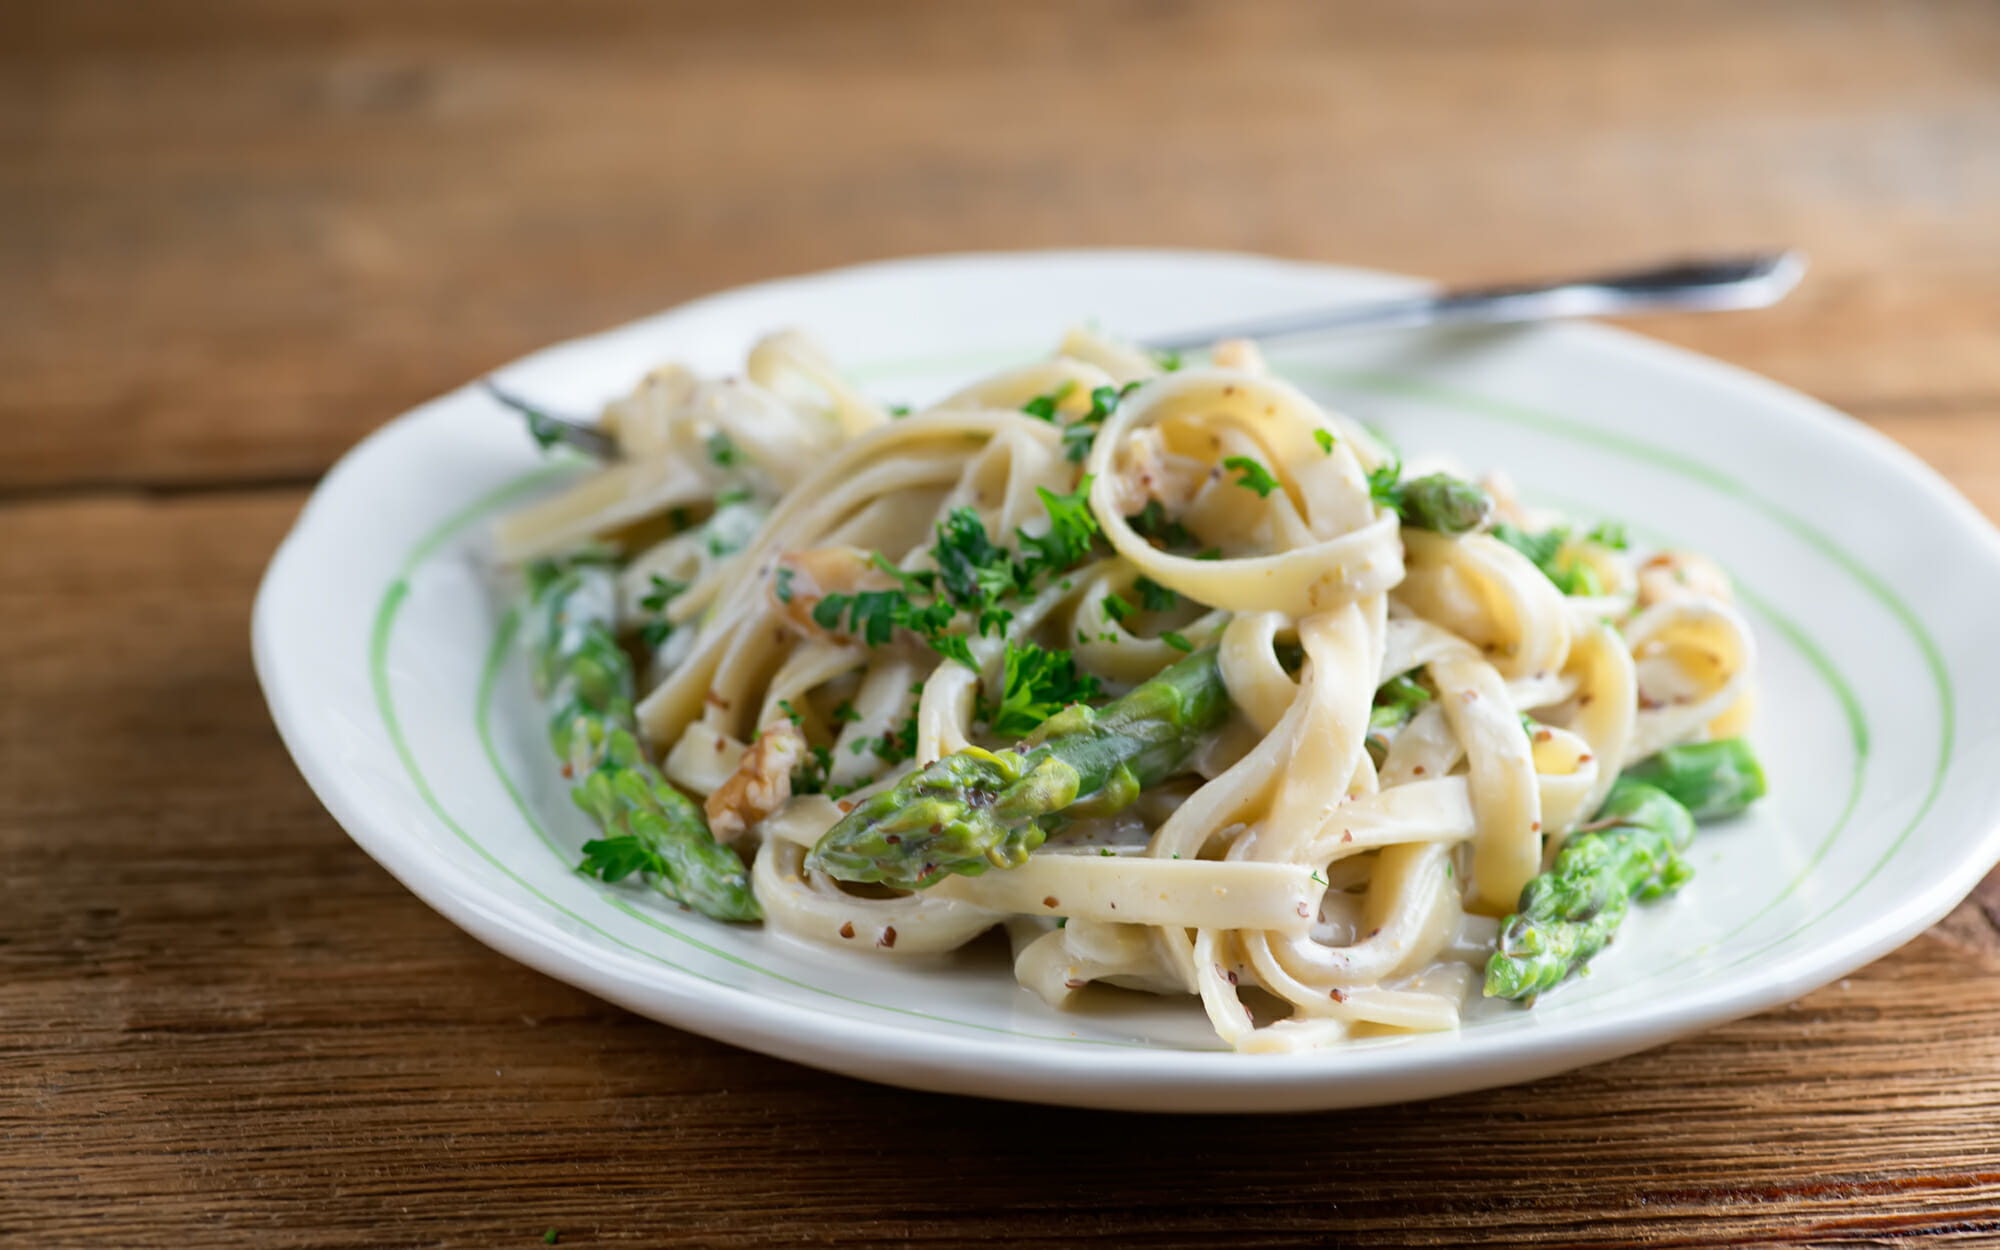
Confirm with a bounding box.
[808,646,1232,889]
[1482,777,1695,1002]
[1397,472,1495,536]
[1622,738,1766,820]
[524,555,761,922]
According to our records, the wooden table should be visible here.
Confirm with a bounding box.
[7,2,2000,1244]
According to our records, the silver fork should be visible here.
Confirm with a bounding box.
[486,250,1805,460]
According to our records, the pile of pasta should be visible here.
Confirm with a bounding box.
[494,328,1756,1052]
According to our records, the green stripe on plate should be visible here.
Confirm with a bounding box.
[466,591,1171,1049]
[1288,365,1952,971]
[370,357,1955,1045]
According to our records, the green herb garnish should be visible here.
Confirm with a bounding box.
[1223,456,1280,499]
[636,574,689,650]
[1368,672,1432,732]
[1134,575,1178,612]
[1128,499,1195,551]
[983,642,1104,736]
[1020,380,1077,422]
[705,431,742,467]
[1017,478,1100,577]
[1492,524,1602,596]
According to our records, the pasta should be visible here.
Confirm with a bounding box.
[496,327,1762,1053]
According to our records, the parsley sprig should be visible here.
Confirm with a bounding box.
[1021,380,1077,422]
[1127,499,1196,551]
[851,691,921,765]
[705,431,742,468]
[1223,455,1280,499]
[1491,524,1612,596]
[981,642,1104,736]
[1057,382,1141,464]
[805,480,1104,666]
[635,574,689,649]
[1369,672,1433,732]
[1134,576,1178,612]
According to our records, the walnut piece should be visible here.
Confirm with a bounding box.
[704,717,808,842]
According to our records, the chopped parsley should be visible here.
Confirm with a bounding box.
[705,431,742,467]
[854,708,919,765]
[983,642,1103,736]
[928,632,978,669]
[1491,524,1602,596]
[1059,382,1141,464]
[933,507,1018,609]
[1222,455,1280,499]
[866,551,939,600]
[1017,479,1100,576]
[804,486,1105,666]
[1020,380,1077,422]
[578,834,671,886]
[1101,592,1135,624]
[1366,458,1404,510]
[639,574,687,612]
[636,574,689,650]
[1491,523,1564,569]
[1312,428,1336,455]
[790,743,836,796]
[1586,520,1629,550]
[774,566,796,603]
[887,403,912,418]
[1127,499,1196,551]
[1151,347,1183,372]
[811,589,901,646]
[1369,673,1432,732]
[523,409,565,452]
[1159,631,1194,652]
[1134,575,1178,612]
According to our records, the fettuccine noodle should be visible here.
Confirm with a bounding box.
[494,328,1757,1052]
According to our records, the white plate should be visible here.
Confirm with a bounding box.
[254,250,2000,1112]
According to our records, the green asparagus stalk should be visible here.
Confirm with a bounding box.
[1397,472,1495,536]
[1482,778,1696,1002]
[1484,738,1766,1001]
[808,646,1232,890]
[1622,738,1767,820]
[524,555,760,922]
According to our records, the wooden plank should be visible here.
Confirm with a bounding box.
[1,468,1998,1246]
[3,0,1998,492]
[8,2,2000,1244]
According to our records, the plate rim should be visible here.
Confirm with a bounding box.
[253,246,2000,1111]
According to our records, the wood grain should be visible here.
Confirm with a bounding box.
[4,488,2000,1249]
[4,1,2000,1245]
[4,0,1999,493]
